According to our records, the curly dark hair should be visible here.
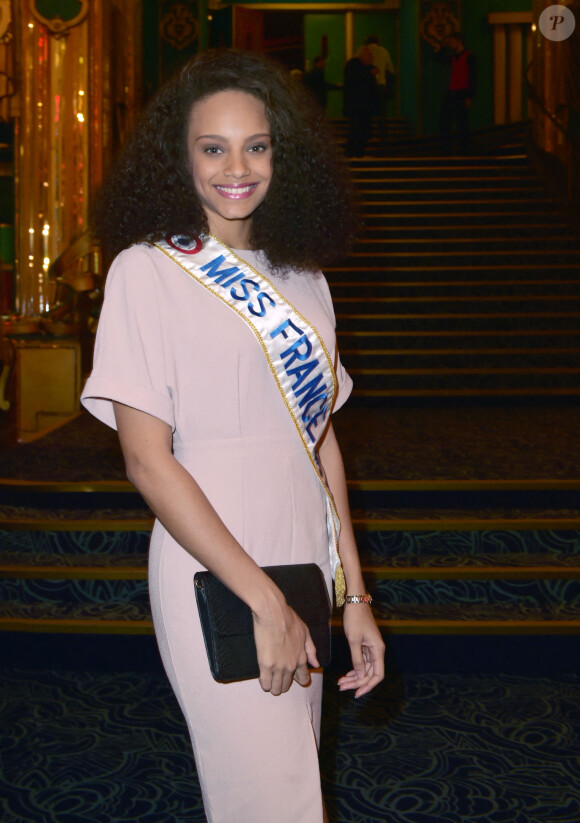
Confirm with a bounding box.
[91,49,359,270]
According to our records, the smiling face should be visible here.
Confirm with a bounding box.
[187,89,273,249]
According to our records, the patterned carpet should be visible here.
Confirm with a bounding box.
[0,403,579,483]
[1,662,579,823]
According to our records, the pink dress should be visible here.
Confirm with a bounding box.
[81,243,352,823]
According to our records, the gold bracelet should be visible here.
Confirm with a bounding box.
[344,594,373,605]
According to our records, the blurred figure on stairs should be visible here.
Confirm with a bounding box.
[303,56,342,113]
[343,46,379,158]
[437,32,477,155]
[364,35,395,149]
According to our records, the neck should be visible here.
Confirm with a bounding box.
[207,218,253,250]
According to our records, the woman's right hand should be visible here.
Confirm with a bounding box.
[252,600,320,695]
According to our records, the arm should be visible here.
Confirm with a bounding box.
[318,422,385,697]
[113,401,319,695]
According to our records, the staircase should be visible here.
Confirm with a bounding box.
[2,481,580,638]
[1,405,579,646]
[328,120,580,399]
[1,123,580,657]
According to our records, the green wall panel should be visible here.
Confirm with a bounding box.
[304,14,345,119]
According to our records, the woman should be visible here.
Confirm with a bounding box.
[82,49,384,822]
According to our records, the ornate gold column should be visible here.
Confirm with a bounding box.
[14,1,141,317]
[15,2,89,315]
[488,12,534,126]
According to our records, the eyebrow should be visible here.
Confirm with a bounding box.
[195,132,271,142]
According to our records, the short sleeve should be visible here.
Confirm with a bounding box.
[314,272,353,413]
[81,245,175,431]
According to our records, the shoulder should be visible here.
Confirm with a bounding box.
[103,242,181,304]
[111,241,165,267]
[106,242,174,283]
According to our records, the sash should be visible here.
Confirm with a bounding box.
[155,233,346,606]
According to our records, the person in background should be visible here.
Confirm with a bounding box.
[437,32,477,155]
[364,35,395,147]
[303,56,342,112]
[343,45,379,158]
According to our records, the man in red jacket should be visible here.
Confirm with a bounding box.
[439,32,477,155]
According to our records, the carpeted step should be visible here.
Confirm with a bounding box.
[340,350,580,372]
[335,310,580,333]
[331,118,528,151]
[333,295,580,314]
[357,222,574,240]
[351,236,579,253]
[353,172,548,186]
[347,371,580,396]
[348,156,532,170]
[2,513,579,634]
[359,199,556,214]
[337,330,580,350]
[326,264,580,283]
[355,185,550,202]
[329,279,580,298]
[342,250,580,268]
[361,211,566,227]
[3,581,580,635]
[371,599,580,632]
[0,577,150,607]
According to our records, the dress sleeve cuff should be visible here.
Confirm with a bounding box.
[81,375,175,431]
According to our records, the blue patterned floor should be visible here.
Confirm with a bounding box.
[1,663,579,823]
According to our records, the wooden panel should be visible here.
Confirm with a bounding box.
[233,6,264,51]
[488,12,533,25]
[493,24,507,125]
[509,25,523,122]
[15,340,80,433]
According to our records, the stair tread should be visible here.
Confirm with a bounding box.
[2,551,580,574]
[2,601,580,630]
[0,601,153,623]
[351,506,580,521]
[363,552,580,567]
[372,602,580,622]
[0,503,152,525]
[1,506,578,528]
[0,553,148,569]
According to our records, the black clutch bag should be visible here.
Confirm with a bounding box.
[194,563,332,683]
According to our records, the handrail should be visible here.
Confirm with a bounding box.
[524,59,570,138]
[524,59,579,205]
[43,230,103,339]
[48,230,100,287]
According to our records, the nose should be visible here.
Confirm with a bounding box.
[224,149,250,178]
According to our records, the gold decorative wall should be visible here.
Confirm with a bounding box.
[488,12,533,126]
[14,1,141,317]
[0,0,15,124]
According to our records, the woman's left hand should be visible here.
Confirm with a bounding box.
[338,604,385,698]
